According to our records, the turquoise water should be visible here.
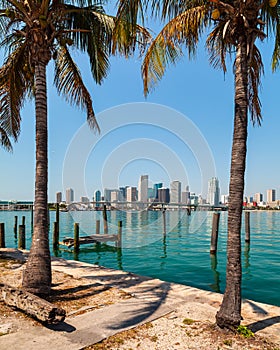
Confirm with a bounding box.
[1,210,279,307]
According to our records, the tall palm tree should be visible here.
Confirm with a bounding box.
[0,0,147,296]
[116,0,279,329]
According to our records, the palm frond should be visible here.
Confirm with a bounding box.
[142,5,208,95]
[248,44,263,126]
[0,125,13,151]
[62,5,113,84]
[115,0,146,28]
[54,46,100,132]
[0,42,32,149]
[207,24,233,73]
[150,0,208,21]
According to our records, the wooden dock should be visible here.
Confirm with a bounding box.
[60,234,121,248]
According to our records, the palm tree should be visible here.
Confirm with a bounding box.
[116,0,279,329]
[0,0,147,297]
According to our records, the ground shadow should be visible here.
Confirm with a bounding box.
[45,321,76,332]
[244,300,269,315]
[247,316,280,333]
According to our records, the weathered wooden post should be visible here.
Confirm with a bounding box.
[22,216,25,226]
[162,208,166,235]
[30,204,34,231]
[116,221,122,248]
[14,216,18,238]
[210,212,220,255]
[74,223,79,253]
[0,223,5,248]
[245,211,250,243]
[56,203,60,235]
[96,220,100,234]
[18,224,26,249]
[53,221,59,250]
[103,205,108,234]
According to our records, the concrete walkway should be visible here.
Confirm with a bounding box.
[1,249,280,349]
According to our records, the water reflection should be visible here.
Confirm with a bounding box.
[209,254,221,293]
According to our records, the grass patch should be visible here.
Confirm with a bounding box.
[183,318,195,325]
[236,325,254,338]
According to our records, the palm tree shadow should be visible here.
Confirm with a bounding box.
[247,316,280,333]
[45,321,76,332]
[244,300,269,315]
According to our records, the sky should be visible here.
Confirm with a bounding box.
[1,9,280,202]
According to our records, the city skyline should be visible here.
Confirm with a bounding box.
[54,176,278,206]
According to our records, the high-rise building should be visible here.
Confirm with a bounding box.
[170,180,181,203]
[267,189,276,203]
[153,183,163,200]
[94,190,101,202]
[103,188,112,202]
[254,192,263,204]
[207,177,220,206]
[126,187,137,202]
[66,188,74,204]
[138,175,148,202]
[119,187,128,201]
[185,185,190,204]
[111,190,120,202]
[56,191,62,203]
[158,188,170,203]
[94,190,101,208]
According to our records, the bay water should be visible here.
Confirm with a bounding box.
[0,210,279,307]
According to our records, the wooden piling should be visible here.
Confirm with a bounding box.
[245,211,250,243]
[116,221,122,248]
[31,204,33,231]
[53,221,59,250]
[96,220,100,234]
[0,223,5,248]
[14,216,18,237]
[210,212,220,255]
[22,216,25,226]
[56,203,60,235]
[18,225,26,249]
[103,205,108,234]
[74,223,79,252]
[162,208,166,235]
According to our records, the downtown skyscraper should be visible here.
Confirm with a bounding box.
[170,180,181,203]
[138,175,148,202]
[207,177,220,206]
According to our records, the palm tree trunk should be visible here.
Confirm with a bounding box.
[216,36,248,329]
[22,61,51,296]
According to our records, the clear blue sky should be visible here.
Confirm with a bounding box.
[1,11,280,202]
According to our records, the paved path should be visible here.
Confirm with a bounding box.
[1,249,280,349]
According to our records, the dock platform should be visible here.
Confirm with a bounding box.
[60,234,121,248]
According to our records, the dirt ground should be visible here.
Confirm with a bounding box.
[0,256,279,350]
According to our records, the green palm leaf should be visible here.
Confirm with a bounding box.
[142,5,208,95]
[54,45,99,132]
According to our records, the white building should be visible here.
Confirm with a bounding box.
[267,189,276,203]
[221,194,229,204]
[207,177,220,206]
[126,187,137,202]
[254,192,263,204]
[66,188,74,204]
[138,175,148,203]
[111,190,120,202]
[170,180,181,203]
[56,191,62,203]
